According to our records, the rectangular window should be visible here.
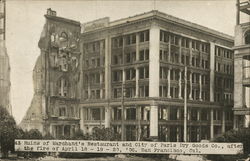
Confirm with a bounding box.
[139,50,144,61]
[96,90,100,99]
[126,108,136,120]
[170,108,177,120]
[139,49,149,61]
[132,52,136,62]
[59,107,66,117]
[91,108,101,120]
[139,67,144,79]
[145,49,149,60]
[96,58,100,67]
[126,69,130,80]
[126,53,131,63]
[145,66,149,78]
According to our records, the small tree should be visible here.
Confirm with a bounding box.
[19,129,45,159]
[207,128,250,161]
[0,106,17,158]
[92,127,120,141]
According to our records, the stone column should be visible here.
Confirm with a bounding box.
[187,126,190,142]
[176,126,180,142]
[143,107,148,120]
[210,109,214,139]
[124,107,127,120]
[104,36,111,128]
[189,40,192,65]
[168,35,171,62]
[187,109,191,121]
[199,43,202,67]
[149,23,160,98]
[179,69,182,99]
[189,72,193,100]
[100,72,103,99]
[122,69,125,84]
[62,125,65,136]
[135,67,139,97]
[197,109,201,121]
[49,125,53,137]
[105,106,111,128]
[136,33,140,61]
[233,115,238,129]
[177,108,180,120]
[199,74,202,101]
[167,107,170,120]
[167,68,171,98]
[137,106,142,141]
[61,79,64,96]
[222,110,225,133]
[197,109,201,141]
[150,105,158,138]
[105,36,111,100]
[178,37,182,63]
[210,42,215,102]
[80,108,85,133]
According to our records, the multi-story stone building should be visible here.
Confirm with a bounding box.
[21,9,234,142]
[20,9,81,137]
[233,0,250,128]
[0,0,11,114]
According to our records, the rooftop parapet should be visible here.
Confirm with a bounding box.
[45,8,80,27]
[81,10,233,42]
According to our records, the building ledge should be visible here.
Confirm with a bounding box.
[233,107,250,115]
[233,44,250,50]
[243,77,250,87]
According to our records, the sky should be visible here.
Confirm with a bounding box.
[5,0,241,123]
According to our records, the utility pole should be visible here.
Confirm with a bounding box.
[121,83,125,141]
[184,66,188,142]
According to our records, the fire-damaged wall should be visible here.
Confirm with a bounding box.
[0,0,11,114]
[20,9,81,137]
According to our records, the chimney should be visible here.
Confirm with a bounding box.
[47,8,57,16]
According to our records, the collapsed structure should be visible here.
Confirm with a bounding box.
[20,8,235,142]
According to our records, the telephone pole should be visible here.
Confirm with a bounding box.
[121,83,125,141]
[184,66,188,142]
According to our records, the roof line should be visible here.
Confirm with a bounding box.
[107,10,233,41]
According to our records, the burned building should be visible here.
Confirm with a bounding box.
[233,0,250,128]
[21,9,234,142]
[0,0,11,114]
[20,9,81,137]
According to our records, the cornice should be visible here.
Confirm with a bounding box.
[81,10,233,43]
[45,15,81,27]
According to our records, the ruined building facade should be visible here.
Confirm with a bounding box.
[0,0,11,114]
[20,9,81,136]
[21,9,234,142]
[233,0,250,129]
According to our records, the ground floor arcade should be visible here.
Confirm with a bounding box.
[79,99,233,141]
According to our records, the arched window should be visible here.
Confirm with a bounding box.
[245,30,250,45]
[60,32,68,42]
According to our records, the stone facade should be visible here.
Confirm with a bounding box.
[0,0,11,114]
[21,9,235,141]
[20,9,81,137]
[233,1,250,128]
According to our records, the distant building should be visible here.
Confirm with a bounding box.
[233,0,250,128]
[0,0,11,114]
[21,9,234,142]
